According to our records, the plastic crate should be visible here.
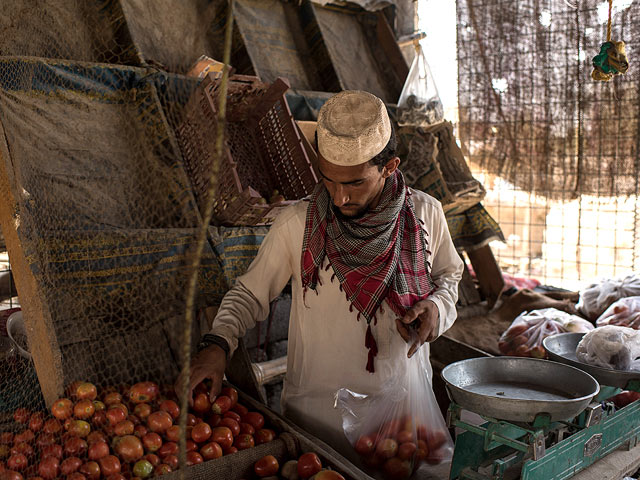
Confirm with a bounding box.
[176,74,318,226]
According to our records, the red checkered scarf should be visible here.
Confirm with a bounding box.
[301,170,436,372]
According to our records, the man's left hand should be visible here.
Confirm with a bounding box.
[395,300,439,358]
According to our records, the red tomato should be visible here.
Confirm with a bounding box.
[156,442,178,459]
[254,455,279,477]
[13,410,29,425]
[425,430,448,451]
[254,429,276,445]
[39,445,61,460]
[354,435,375,456]
[143,454,160,468]
[114,420,134,437]
[73,400,95,420]
[133,404,151,420]
[233,434,254,451]
[223,446,238,455]
[68,420,91,438]
[142,433,162,453]
[134,425,148,438]
[10,443,33,460]
[64,437,88,457]
[383,457,412,480]
[230,403,248,417]
[426,446,448,465]
[158,401,180,421]
[98,456,121,477]
[91,411,107,429]
[199,442,223,461]
[154,464,172,476]
[397,442,417,460]
[87,441,108,461]
[0,433,13,445]
[13,431,34,445]
[185,452,203,466]
[60,457,82,475]
[223,411,242,423]
[102,392,122,406]
[211,427,233,450]
[192,394,211,415]
[113,436,144,463]
[376,438,398,459]
[297,453,322,479]
[220,388,238,408]
[146,412,173,434]
[242,412,264,430]
[0,471,23,480]
[211,396,232,415]
[37,457,59,480]
[127,383,159,405]
[27,414,44,433]
[92,401,106,412]
[74,382,97,401]
[239,423,255,435]
[79,461,100,480]
[86,431,107,445]
[186,440,198,452]
[41,420,61,437]
[128,415,141,426]
[218,418,240,437]
[191,423,212,444]
[6,455,27,472]
[396,430,413,444]
[163,455,178,470]
[205,414,221,428]
[51,399,73,420]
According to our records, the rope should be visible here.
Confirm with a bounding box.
[607,0,613,42]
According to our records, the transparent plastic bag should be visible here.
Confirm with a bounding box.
[595,296,640,329]
[576,325,640,371]
[335,348,452,479]
[397,43,444,127]
[577,274,640,321]
[498,308,594,358]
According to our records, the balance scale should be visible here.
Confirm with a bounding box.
[442,333,640,480]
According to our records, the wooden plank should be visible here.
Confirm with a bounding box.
[376,12,410,83]
[466,245,505,309]
[0,130,64,407]
[225,337,268,404]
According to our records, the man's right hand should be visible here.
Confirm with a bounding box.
[174,344,227,405]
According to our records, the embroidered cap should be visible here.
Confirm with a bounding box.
[317,90,391,166]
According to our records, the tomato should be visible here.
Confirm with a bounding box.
[231,403,248,417]
[0,445,8,460]
[254,455,279,477]
[143,454,159,468]
[354,435,375,456]
[223,411,241,423]
[60,457,82,475]
[223,446,238,455]
[376,438,398,459]
[396,430,413,444]
[192,394,211,415]
[199,442,222,461]
[610,391,640,409]
[383,457,412,480]
[185,452,203,466]
[186,414,199,427]
[133,404,151,420]
[218,418,240,437]
[254,429,276,445]
[397,442,417,460]
[191,423,212,444]
[102,392,122,406]
[127,383,159,405]
[98,456,121,477]
[87,441,109,460]
[163,455,178,470]
[211,396,232,415]
[64,437,88,457]
[113,436,144,463]
[211,427,233,450]
[154,464,172,476]
[0,434,13,445]
[156,442,178,459]
[91,411,107,428]
[142,433,162,453]
[425,430,448,451]
[37,457,59,480]
[164,426,180,443]
[114,420,134,437]
[242,412,264,430]
[158,401,179,421]
[313,472,346,480]
[239,423,255,435]
[6,455,27,472]
[132,460,153,478]
[13,410,29,425]
[38,445,60,460]
[104,475,125,480]
[27,414,44,434]
[106,408,127,427]
[220,388,238,408]
[68,420,91,438]
[85,431,106,446]
[233,434,254,451]
[205,414,221,428]
[425,446,448,465]
[93,401,106,412]
[297,453,322,479]
[73,400,95,420]
[146,412,173,434]
[75,383,98,401]
[13,431,34,445]
[134,425,148,438]
[0,471,23,480]
[51,399,73,420]
[79,462,100,480]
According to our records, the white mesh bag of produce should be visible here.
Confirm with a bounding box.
[576,325,640,371]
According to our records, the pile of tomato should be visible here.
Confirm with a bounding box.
[250,452,345,480]
[0,381,277,480]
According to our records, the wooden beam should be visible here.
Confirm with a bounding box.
[466,245,505,309]
[0,130,64,407]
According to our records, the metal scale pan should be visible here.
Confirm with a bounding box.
[543,332,640,388]
[442,357,600,423]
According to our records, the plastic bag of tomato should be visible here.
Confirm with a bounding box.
[0,380,279,480]
[334,348,453,480]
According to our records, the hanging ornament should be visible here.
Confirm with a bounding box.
[591,0,629,81]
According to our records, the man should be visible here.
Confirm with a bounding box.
[183,90,463,458]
